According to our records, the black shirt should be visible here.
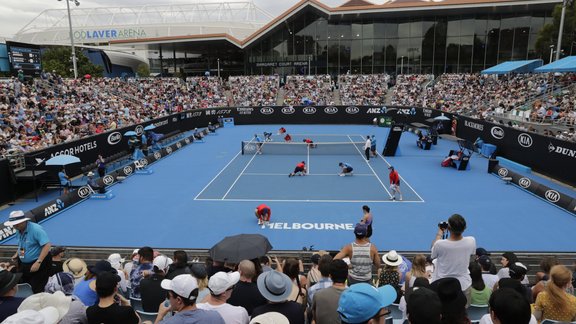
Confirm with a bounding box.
[252,301,305,324]
[0,297,25,322]
[86,303,139,324]
[140,274,166,313]
[227,280,267,316]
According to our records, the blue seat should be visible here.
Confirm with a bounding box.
[468,304,489,323]
[15,283,33,298]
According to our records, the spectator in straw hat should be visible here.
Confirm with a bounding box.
[0,270,24,321]
[4,210,52,293]
[250,312,289,324]
[62,258,88,284]
[378,250,403,303]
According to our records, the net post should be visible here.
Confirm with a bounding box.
[241,141,244,155]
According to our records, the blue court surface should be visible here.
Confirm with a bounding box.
[2,125,575,252]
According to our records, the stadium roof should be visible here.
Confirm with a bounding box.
[534,56,576,73]
[481,60,544,74]
[109,0,562,50]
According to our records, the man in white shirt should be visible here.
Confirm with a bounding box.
[431,214,476,306]
[197,271,249,324]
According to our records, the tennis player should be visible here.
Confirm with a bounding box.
[278,127,287,135]
[370,135,377,157]
[388,166,403,201]
[254,134,263,154]
[363,135,371,162]
[263,132,273,142]
[338,162,353,176]
[303,138,316,148]
[284,133,292,142]
[255,204,271,226]
[288,161,307,177]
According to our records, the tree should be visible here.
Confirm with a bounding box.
[42,47,103,78]
[136,64,150,77]
[535,1,576,60]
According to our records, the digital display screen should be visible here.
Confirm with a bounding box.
[6,41,42,76]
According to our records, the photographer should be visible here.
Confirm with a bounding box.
[431,214,476,306]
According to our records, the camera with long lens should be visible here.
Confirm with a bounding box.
[438,221,449,230]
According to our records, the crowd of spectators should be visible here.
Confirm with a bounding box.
[390,74,433,107]
[338,74,390,106]
[2,212,576,324]
[229,76,279,107]
[283,75,335,106]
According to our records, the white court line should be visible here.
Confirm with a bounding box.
[222,149,259,199]
[347,135,393,198]
[376,152,426,202]
[195,198,425,203]
[307,145,310,174]
[194,151,242,200]
[243,173,375,176]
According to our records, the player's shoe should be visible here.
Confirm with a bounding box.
[400,197,403,201]
[288,174,292,177]
[391,197,395,201]
[264,221,270,226]
[339,174,345,177]
[258,219,263,225]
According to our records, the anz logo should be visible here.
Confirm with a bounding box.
[44,199,65,217]
[366,108,383,114]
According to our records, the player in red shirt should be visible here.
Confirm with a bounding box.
[388,166,403,201]
[254,204,271,226]
[303,138,316,148]
[278,127,286,135]
[284,133,292,142]
[288,161,307,177]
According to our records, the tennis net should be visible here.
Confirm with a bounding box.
[241,141,366,155]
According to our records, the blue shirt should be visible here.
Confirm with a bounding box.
[74,278,98,306]
[254,136,262,143]
[307,277,333,306]
[17,222,50,263]
[371,138,376,148]
[58,171,68,186]
[159,309,225,324]
[342,163,351,168]
[130,262,154,298]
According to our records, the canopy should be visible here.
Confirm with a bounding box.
[45,154,80,166]
[534,56,576,73]
[481,60,543,74]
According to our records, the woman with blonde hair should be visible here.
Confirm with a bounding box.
[534,265,576,322]
[404,254,429,291]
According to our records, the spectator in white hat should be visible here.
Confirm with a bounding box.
[4,210,52,293]
[156,274,225,324]
[107,253,128,294]
[197,271,249,324]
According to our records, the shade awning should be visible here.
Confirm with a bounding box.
[534,56,576,73]
[481,59,543,75]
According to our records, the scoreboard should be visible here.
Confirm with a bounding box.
[6,41,42,76]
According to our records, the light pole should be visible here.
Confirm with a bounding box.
[59,0,79,79]
[549,45,555,64]
[217,58,220,78]
[400,56,405,74]
[555,0,571,61]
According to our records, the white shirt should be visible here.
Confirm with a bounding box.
[482,273,499,291]
[431,236,476,290]
[478,313,537,324]
[363,138,371,150]
[197,302,249,324]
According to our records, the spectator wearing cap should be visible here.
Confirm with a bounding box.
[130,246,154,299]
[4,210,52,293]
[497,252,529,285]
[337,283,396,324]
[107,253,128,295]
[74,260,117,306]
[378,250,403,302]
[87,172,103,193]
[140,255,172,313]
[478,288,536,324]
[156,274,225,324]
[197,271,249,323]
[86,271,139,324]
[431,214,476,306]
[228,260,267,316]
[534,265,576,322]
[123,249,139,287]
[190,263,210,303]
[0,270,24,321]
[407,286,442,324]
[166,250,191,280]
[469,261,492,306]
[252,270,305,324]
[311,259,349,324]
[430,277,469,324]
[63,258,88,285]
[478,255,499,290]
[335,223,381,286]
[48,246,66,277]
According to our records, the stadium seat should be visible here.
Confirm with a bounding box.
[467,304,489,322]
[540,321,576,324]
[136,309,159,322]
[15,283,33,298]
[388,303,402,319]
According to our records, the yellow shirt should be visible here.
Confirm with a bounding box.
[534,291,576,322]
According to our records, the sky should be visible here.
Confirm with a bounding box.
[0,0,346,39]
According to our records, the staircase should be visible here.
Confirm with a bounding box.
[332,89,342,105]
[223,90,234,106]
[276,88,286,106]
[384,87,396,105]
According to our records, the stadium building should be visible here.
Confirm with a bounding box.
[6,0,564,76]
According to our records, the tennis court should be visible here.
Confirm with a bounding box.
[195,134,423,202]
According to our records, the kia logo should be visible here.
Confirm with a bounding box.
[123,166,133,175]
[166,147,173,154]
[184,138,191,144]
[303,107,316,114]
[103,175,114,185]
[491,127,505,140]
[281,107,295,114]
[544,190,561,203]
[260,107,274,115]
[176,142,182,149]
[107,132,122,145]
[77,186,91,199]
[517,133,533,148]
[346,106,359,114]
[135,125,144,136]
[518,178,531,188]
[139,159,148,167]
[324,107,338,114]
[172,117,178,122]
[497,168,509,177]
[153,152,162,160]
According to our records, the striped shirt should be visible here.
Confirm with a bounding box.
[349,242,373,281]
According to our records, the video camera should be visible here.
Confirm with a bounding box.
[438,221,449,230]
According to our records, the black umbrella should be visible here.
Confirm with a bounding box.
[209,234,273,263]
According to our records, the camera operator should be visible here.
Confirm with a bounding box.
[430,214,476,307]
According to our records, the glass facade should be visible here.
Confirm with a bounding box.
[245,7,554,76]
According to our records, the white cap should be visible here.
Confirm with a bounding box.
[208,271,240,295]
[161,274,199,300]
[107,253,125,270]
[87,172,94,177]
[3,307,60,324]
[153,255,173,272]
